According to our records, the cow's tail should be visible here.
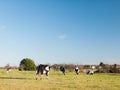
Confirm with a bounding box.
[36,66,39,80]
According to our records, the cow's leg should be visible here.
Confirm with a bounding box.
[78,70,80,75]
[46,71,49,79]
[40,71,43,80]
[36,70,39,80]
[77,72,79,75]
[36,74,39,80]
[63,70,66,75]
[76,70,79,75]
[40,74,42,80]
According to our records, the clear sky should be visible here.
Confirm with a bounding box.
[0,0,120,66]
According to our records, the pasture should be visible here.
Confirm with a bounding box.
[0,69,120,90]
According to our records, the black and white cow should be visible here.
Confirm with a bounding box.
[36,64,50,80]
[75,66,79,75]
[86,70,94,75]
[60,66,66,75]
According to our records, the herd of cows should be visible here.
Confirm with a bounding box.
[35,64,94,80]
[5,64,94,80]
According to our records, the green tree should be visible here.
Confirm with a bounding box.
[19,58,36,71]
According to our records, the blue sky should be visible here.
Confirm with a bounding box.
[0,0,120,66]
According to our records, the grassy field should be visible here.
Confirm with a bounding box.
[0,69,120,90]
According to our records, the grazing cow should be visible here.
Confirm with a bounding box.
[86,70,94,75]
[60,66,66,75]
[75,66,79,75]
[36,64,50,80]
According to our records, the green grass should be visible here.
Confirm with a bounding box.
[0,69,120,90]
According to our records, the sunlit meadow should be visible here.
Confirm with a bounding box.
[0,69,120,90]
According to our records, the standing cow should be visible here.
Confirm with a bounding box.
[60,66,66,75]
[36,64,50,80]
[75,66,79,75]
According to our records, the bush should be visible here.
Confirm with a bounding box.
[19,58,36,71]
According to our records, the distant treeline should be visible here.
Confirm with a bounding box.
[1,62,120,73]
